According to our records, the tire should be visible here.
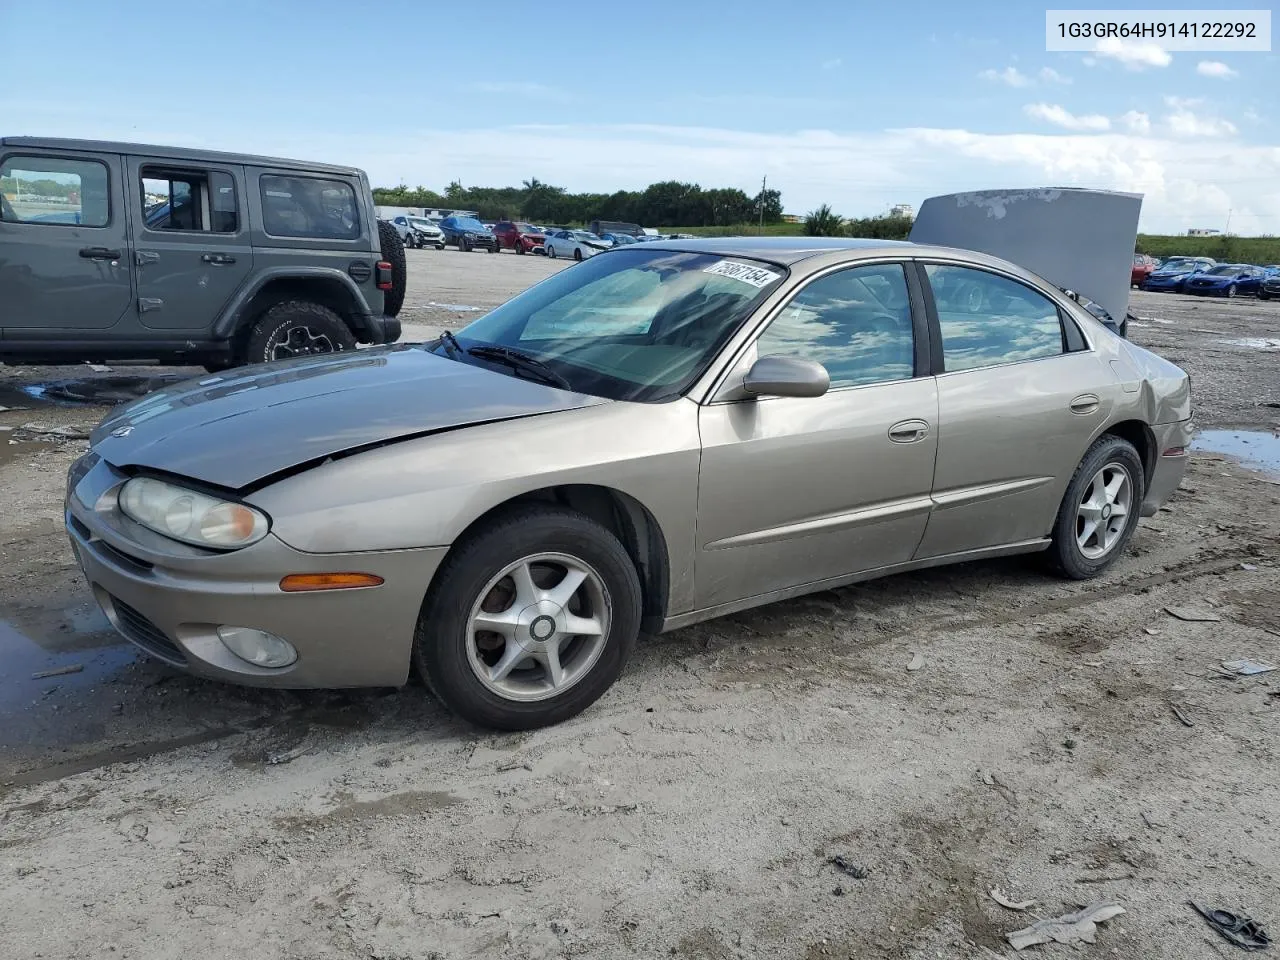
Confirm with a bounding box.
[461,237,471,253]
[377,220,407,318]
[412,505,642,730]
[573,248,583,262]
[487,240,497,254]
[245,300,357,365]
[436,242,446,250]
[517,243,526,255]
[547,244,557,259]
[1045,435,1145,580]
[1226,284,1237,298]
[1260,292,1271,301]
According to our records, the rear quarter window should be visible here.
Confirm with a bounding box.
[259,174,360,240]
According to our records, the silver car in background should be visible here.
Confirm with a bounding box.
[66,193,1191,730]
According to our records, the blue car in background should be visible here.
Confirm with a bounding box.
[1183,263,1268,297]
[438,215,499,253]
[1141,256,1216,293]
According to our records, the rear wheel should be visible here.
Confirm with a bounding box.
[1226,284,1237,298]
[573,248,583,262]
[1046,435,1144,579]
[376,220,406,318]
[413,505,641,730]
[245,300,357,365]
[547,244,557,259]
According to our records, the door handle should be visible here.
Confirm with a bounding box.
[79,247,121,261]
[1069,394,1100,415]
[888,419,930,443]
[135,251,160,266]
[201,253,236,265]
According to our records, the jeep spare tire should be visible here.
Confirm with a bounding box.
[246,300,357,364]
[377,220,407,318]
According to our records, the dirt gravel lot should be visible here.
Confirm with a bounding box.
[1,248,1279,960]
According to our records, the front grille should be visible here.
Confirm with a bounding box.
[111,596,187,664]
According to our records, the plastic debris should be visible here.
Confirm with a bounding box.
[1222,659,1277,676]
[1006,901,1126,951]
[266,744,310,765]
[30,664,84,680]
[1165,607,1223,622]
[828,856,869,880]
[1189,901,1271,951]
[990,888,1037,911]
[906,652,925,672]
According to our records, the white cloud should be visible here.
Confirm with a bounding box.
[1092,38,1172,70]
[1039,67,1072,85]
[1196,60,1239,79]
[1023,102,1111,132]
[1121,110,1151,134]
[822,57,843,70]
[1243,107,1261,123]
[1162,96,1237,137]
[979,66,1031,88]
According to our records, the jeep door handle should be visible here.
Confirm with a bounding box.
[201,253,236,265]
[888,419,930,443]
[1069,394,1100,415]
[79,247,121,260]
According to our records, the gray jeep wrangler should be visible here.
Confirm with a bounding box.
[0,137,406,369]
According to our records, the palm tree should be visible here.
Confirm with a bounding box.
[804,204,842,236]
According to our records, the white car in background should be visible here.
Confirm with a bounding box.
[392,215,446,249]
[545,229,612,261]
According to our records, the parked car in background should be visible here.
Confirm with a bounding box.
[1141,257,1216,292]
[439,215,498,253]
[544,229,611,260]
[602,232,638,246]
[0,136,404,369]
[1258,268,1280,300]
[1131,253,1158,286]
[1183,263,1268,298]
[493,221,545,254]
[391,215,446,249]
[588,219,644,239]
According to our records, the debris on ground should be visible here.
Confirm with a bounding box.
[828,855,869,880]
[990,888,1037,911]
[1006,901,1126,951]
[266,744,311,765]
[13,424,92,442]
[1240,563,1259,571]
[906,652,926,672]
[30,664,84,680]
[1169,703,1195,727]
[1222,659,1277,676]
[1189,901,1272,951]
[1165,606,1224,622]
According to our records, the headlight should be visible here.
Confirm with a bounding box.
[118,476,269,549]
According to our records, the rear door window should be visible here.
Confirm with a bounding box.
[0,155,110,227]
[259,174,359,239]
[141,168,238,232]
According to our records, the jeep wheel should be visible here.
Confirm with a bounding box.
[246,301,357,364]
[376,220,407,318]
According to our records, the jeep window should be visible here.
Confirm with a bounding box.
[0,155,109,227]
[141,169,238,233]
[259,175,359,240]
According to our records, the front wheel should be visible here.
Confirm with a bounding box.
[1046,435,1144,579]
[413,505,641,730]
[1226,284,1237,298]
[245,300,357,365]
[573,248,583,262]
[547,244,557,259]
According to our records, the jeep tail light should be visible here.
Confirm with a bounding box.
[375,261,393,290]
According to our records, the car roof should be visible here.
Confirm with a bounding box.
[0,136,364,176]
[634,236,914,266]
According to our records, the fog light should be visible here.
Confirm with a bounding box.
[217,626,297,668]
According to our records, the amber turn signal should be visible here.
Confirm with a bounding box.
[279,573,385,592]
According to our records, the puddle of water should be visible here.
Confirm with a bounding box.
[1192,429,1280,479]
[1217,337,1280,351]
[0,613,138,749]
[425,301,484,312]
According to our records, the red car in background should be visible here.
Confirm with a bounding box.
[1132,253,1158,286]
[493,221,546,254]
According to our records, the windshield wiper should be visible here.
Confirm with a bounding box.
[435,329,463,358]
[466,344,573,390]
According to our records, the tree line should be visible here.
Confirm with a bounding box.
[804,203,915,240]
[373,177,783,227]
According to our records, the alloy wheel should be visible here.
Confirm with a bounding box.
[268,325,335,361]
[465,552,610,702]
[1075,462,1133,560]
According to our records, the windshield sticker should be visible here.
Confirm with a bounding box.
[702,260,782,288]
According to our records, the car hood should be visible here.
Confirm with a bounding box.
[89,346,608,490]
[411,223,441,234]
[909,187,1141,325]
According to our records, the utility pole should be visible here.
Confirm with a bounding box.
[1224,208,1232,235]
[758,175,766,235]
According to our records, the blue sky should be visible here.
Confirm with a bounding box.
[2,0,1275,232]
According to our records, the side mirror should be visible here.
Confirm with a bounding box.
[742,356,830,399]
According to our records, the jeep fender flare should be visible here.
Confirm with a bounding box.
[213,267,374,340]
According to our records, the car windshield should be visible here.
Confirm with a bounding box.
[454,217,486,230]
[572,231,599,241]
[516,223,539,233]
[1205,265,1243,276]
[436,249,786,402]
